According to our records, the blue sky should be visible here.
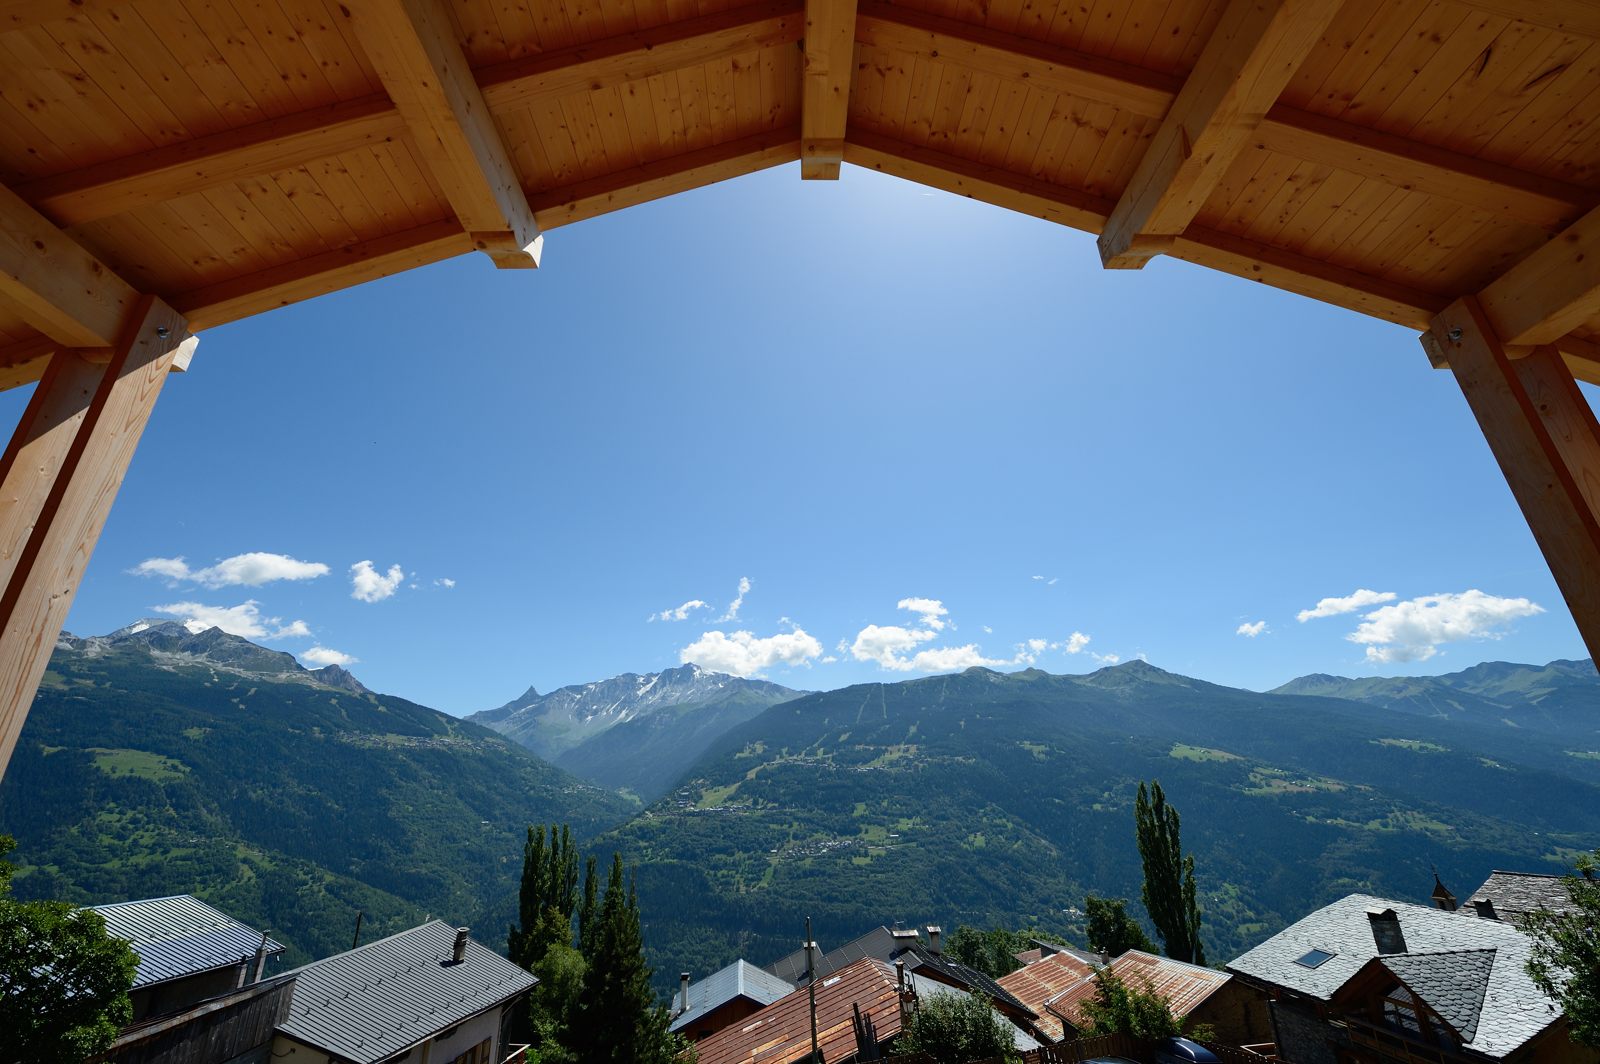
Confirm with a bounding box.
[8,163,1592,714]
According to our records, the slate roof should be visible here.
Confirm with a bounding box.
[1044,951,1231,1035]
[276,921,536,1064]
[669,960,794,1034]
[1462,872,1581,924]
[1227,894,1560,1060]
[1382,950,1496,1043]
[996,951,1098,1040]
[91,895,284,990]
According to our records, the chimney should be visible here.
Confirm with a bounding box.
[1430,872,1458,912]
[1471,897,1498,920]
[452,927,470,965]
[925,926,942,955]
[680,972,691,1015]
[1366,908,1407,955]
[895,959,910,1027]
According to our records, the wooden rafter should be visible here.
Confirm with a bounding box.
[853,4,1593,233]
[1476,204,1600,348]
[801,0,860,179]
[1097,0,1347,269]
[0,183,139,349]
[1427,299,1600,661]
[343,0,542,269]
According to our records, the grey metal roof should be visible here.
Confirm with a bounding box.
[1382,950,1495,1043]
[1462,872,1581,924]
[91,895,283,990]
[669,960,794,1033]
[1227,894,1560,1059]
[277,921,536,1064]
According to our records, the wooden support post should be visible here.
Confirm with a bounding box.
[1427,297,1600,663]
[800,0,859,179]
[0,297,191,777]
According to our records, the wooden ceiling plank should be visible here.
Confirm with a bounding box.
[0,182,138,348]
[801,0,859,178]
[1096,0,1347,269]
[1438,0,1600,46]
[343,0,542,268]
[1477,202,1600,346]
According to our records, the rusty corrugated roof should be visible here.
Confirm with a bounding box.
[1046,950,1230,1034]
[996,951,1098,1040]
[693,957,907,1064]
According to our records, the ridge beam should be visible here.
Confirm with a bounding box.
[0,297,193,778]
[1426,299,1600,662]
[344,0,542,268]
[801,0,859,179]
[1097,0,1346,269]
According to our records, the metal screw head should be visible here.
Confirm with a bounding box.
[155,325,170,339]
[1447,327,1463,342]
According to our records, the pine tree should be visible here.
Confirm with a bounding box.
[576,855,676,1064]
[1134,781,1205,966]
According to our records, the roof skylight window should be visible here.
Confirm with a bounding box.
[1294,948,1336,969]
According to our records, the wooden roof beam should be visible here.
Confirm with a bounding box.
[844,131,1446,329]
[343,0,541,269]
[0,183,140,349]
[1097,0,1347,269]
[802,0,860,179]
[1476,203,1600,348]
[854,4,1592,233]
[14,1,803,229]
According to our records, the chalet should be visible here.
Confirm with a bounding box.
[764,924,1037,1027]
[1041,949,1267,1045]
[670,960,795,1041]
[271,922,536,1064]
[1227,894,1584,1064]
[996,950,1098,1041]
[1451,872,1584,925]
[95,974,299,1064]
[91,895,284,1022]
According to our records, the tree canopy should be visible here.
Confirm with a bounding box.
[1522,848,1600,1049]
[0,835,138,1064]
[1084,896,1156,958]
[893,990,1018,1063]
[1135,782,1205,966]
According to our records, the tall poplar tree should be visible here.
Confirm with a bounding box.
[509,824,581,970]
[575,855,676,1064]
[1134,781,1205,966]
[577,855,599,958]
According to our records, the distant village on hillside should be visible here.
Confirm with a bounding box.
[68,863,1593,1064]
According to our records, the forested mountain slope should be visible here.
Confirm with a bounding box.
[0,623,633,965]
[611,661,1600,989]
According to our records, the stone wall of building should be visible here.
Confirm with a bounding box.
[1271,999,1343,1064]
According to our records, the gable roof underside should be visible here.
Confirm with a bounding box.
[2,0,1599,391]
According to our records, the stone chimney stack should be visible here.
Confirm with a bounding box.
[1472,897,1498,920]
[680,972,691,1014]
[452,927,469,965]
[925,926,942,956]
[1366,908,1407,955]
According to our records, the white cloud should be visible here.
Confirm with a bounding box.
[1064,631,1090,654]
[350,560,405,603]
[435,578,456,589]
[1091,652,1121,665]
[679,627,822,677]
[1346,590,1543,664]
[302,646,357,667]
[850,624,936,671]
[1298,588,1397,622]
[897,597,948,631]
[982,625,993,634]
[151,600,310,641]
[718,577,751,621]
[1237,620,1268,638]
[651,599,709,622]
[904,644,1018,672]
[131,552,328,588]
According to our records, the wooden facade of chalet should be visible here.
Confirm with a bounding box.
[0,0,1599,773]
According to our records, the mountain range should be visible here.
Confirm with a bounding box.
[2,622,1595,994]
[468,665,803,800]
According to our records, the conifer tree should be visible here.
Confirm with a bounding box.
[576,854,676,1064]
[1134,781,1205,966]
[578,855,599,958]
